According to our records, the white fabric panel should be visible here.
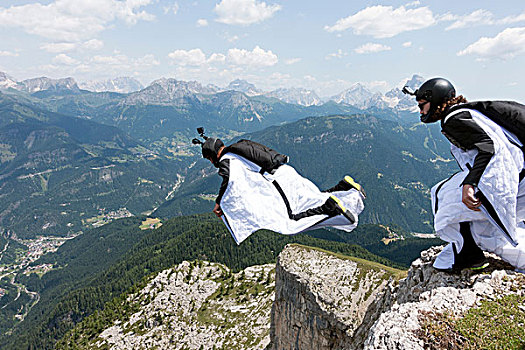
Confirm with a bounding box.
[219,153,364,244]
[449,109,523,244]
[431,109,525,270]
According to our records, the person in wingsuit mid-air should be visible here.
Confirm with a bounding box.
[403,77,525,273]
[192,127,366,244]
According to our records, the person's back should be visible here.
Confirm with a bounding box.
[222,139,288,174]
[448,101,525,146]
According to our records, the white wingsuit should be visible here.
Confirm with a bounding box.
[219,153,365,244]
[432,108,525,271]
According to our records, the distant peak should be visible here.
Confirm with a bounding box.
[226,79,261,96]
[17,76,80,93]
[405,74,425,88]
[229,78,249,84]
[0,72,18,89]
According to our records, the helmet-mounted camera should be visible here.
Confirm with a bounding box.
[192,127,224,167]
[192,127,208,145]
[402,86,417,96]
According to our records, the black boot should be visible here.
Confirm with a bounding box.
[322,196,355,224]
[452,222,488,271]
[324,175,366,198]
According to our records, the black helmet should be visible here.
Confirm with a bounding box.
[402,77,456,123]
[415,78,455,123]
[201,137,224,166]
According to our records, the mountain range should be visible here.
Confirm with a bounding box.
[0,71,424,110]
[0,213,413,349]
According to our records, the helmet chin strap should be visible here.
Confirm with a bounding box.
[420,105,439,123]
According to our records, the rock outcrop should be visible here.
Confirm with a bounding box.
[363,247,524,349]
[270,245,525,350]
[268,244,402,350]
[92,261,275,350]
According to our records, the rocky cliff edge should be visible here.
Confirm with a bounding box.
[270,244,525,350]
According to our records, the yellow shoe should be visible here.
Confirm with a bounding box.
[328,195,355,224]
[344,176,366,198]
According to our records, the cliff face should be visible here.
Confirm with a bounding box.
[268,245,402,350]
[270,245,525,350]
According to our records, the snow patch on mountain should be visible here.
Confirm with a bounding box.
[0,72,17,90]
[265,87,322,106]
[17,77,80,93]
[79,77,144,93]
[226,79,262,96]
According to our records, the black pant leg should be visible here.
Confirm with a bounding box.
[453,222,485,269]
[291,199,339,221]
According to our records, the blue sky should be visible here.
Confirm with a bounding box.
[0,0,524,100]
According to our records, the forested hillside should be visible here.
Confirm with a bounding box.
[0,93,188,237]
[1,213,416,349]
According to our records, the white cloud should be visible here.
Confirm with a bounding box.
[40,39,103,53]
[324,5,435,38]
[285,58,301,65]
[444,9,494,30]
[167,46,278,68]
[168,49,207,66]
[365,80,388,90]
[405,1,421,7]
[402,41,412,47]
[227,46,278,66]
[40,42,77,53]
[196,18,208,27]
[214,0,281,25]
[0,0,155,42]
[82,39,104,50]
[457,27,525,60]
[325,49,347,60]
[501,12,525,24]
[441,10,525,30]
[30,52,159,82]
[52,54,79,66]
[0,50,19,57]
[354,43,391,54]
[163,2,179,15]
[208,53,226,64]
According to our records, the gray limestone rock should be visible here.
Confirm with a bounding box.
[268,244,400,350]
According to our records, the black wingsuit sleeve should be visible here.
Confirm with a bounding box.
[216,158,230,204]
[442,111,495,187]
